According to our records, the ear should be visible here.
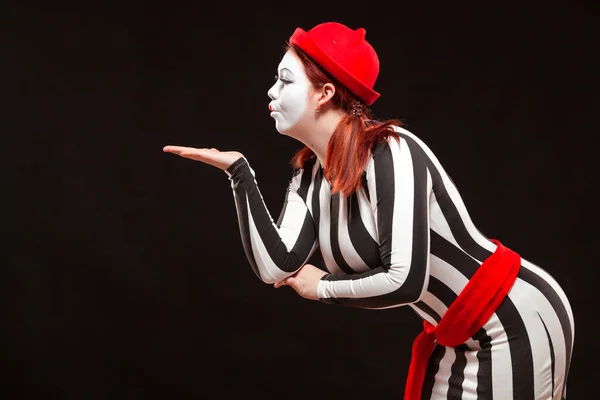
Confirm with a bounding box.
[315,82,336,110]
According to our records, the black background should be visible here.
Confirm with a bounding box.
[3,1,599,399]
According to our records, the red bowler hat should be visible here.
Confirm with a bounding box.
[289,22,381,106]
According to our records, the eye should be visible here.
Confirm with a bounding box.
[274,75,291,84]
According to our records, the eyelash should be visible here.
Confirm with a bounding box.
[274,75,291,84]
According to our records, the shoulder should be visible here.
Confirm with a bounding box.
[366,126,435,175]
[372,126,434,156]
[289,156,318,188]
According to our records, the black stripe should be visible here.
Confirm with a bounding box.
[311,165,323,235]
[474,327,493,399]
[247,195,315,273]
[448,344,469,398]
[229,181,261,279]
[309,166,325,269]
[276,188,291,228]
[361,171,370,201]
[277,165,308,227]
[371,138,429,298]
[430,230,479,278]
[372,141,395,269]
[448,344,470,399]
[348,193,380,267]
[329,192,356,274]
[421,345,445,399]
[538,312,556,396]
[322,266,386,282]
[520,266,572,398]
[496,296,535,399]
[225,156,247,175]
[414,301,441,323]
[427,276,457,308]
[297,158,316,201]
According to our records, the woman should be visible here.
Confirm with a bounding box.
[164,22,574,400]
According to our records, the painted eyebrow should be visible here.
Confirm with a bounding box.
[278,67,295,77]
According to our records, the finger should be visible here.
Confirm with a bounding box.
[163,145,214,154]
[274,277,294,288]
[274,279,288,288]
[163,147,213,163]
[163,145,189,153]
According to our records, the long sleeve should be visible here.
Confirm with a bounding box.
[316,136,432,308]
[226,157,318,284]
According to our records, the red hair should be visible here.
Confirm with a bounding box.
[287,44,403,197]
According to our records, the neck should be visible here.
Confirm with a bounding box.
[297,109,345,166]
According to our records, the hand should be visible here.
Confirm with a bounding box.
[274,264,327,301]
[163,146,244,172]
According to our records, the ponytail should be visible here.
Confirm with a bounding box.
[291,116,402,197]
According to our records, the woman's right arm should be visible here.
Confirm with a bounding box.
[226,157,318,284]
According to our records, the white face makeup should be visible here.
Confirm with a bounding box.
[267,51,313,134]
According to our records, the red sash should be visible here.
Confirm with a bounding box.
[404,239,521,400]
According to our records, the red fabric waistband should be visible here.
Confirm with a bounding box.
[404,239,521,400]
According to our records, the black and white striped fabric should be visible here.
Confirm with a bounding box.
[226,126,574,399]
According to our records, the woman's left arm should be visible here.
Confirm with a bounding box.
[315,135,433,308]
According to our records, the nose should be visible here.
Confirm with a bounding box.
[267,82,278,100]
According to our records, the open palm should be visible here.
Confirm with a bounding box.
[163,146,244,171]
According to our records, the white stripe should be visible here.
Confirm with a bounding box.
[420,291,448,322]
[359,303,404,310]
[429,191,459,248]
[387,137,416,281]
[430,346,456,399]
[485,313,513,399]
[429,254,471,296]
[462,349,480,399]
[318,181,344,274]
[277,189,309,252]
[246,195,288,284]
[318,272,399,299]
[409,303,439,325]
[365,158,379,236]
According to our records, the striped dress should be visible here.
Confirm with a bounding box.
[225,126,574,399]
